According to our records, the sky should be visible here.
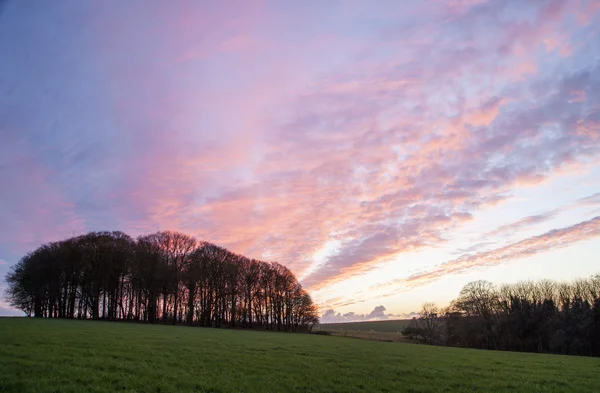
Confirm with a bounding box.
[1,0,600,320]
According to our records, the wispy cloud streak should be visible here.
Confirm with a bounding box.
[382,217,600,292]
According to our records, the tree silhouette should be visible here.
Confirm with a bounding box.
[402,275,600,357]
[4,230,319,332]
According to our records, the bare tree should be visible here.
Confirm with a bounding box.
[4,230,319,333]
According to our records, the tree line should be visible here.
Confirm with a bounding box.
[402,275,600,357]
[4,231,319,332]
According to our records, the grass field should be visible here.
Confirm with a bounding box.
[319,319,413,341]
[1,318,599,392]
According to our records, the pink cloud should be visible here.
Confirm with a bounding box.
[380,217,600,292]
[484,211,561,238]
[321,305,393,324]
[484,191,600,239]
[2,0,599,306]
[576,0,600,25]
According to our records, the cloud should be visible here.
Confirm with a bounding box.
[399,312,419,319]
[483,191,600,239]
[0,0,599,310]
[368,305,388,319]
[452,242,496,255]
[484,210,561,238]
[320,305,394,324]
[290,2,600,289]
[383,217,600,291]
[578,192,600,206]
[301,59,600,289]
[320,306,420,323]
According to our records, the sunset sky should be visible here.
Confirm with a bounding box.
[1,0,599,320]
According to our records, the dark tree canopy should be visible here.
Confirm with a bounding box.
[402,276,600,357]
[4,230,319,332]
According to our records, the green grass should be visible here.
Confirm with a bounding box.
[1,318,599,392]
[321,319,411,333]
